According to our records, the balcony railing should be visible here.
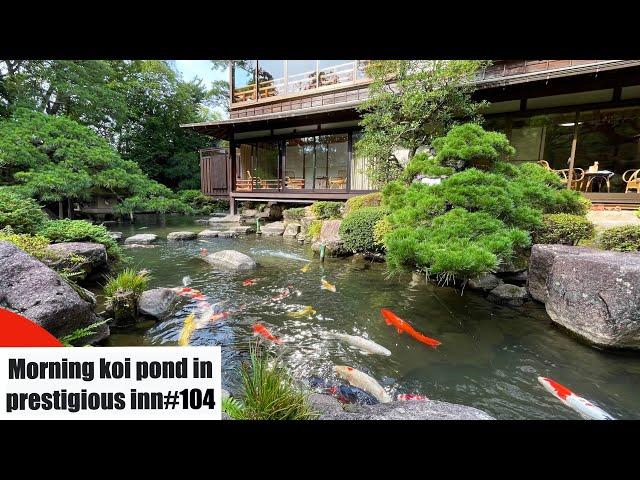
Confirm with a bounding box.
[232,60,370,105]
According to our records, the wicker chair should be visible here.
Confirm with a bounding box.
[623,169,640,193]
[557,168,586,190]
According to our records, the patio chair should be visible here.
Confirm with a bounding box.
[556,168,585,190]
[623,169,640,193]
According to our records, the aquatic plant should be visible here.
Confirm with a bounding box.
[0,189,48,234]
[310,201,343,219]
[339,206,389,253]
[595,225,640,252]
[533,213,595,246]
[238,343,316,420]
[39,219,123,261]
[0,226,54,261]
[58,320,108,347]
[344,192,382,214]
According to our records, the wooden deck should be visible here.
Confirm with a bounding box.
[583,193,640,210]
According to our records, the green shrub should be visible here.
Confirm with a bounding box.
[38,219,122,260]
[533,214,595,245]
[339,206,388,253]
[400,153,455,184]
[0,227,54,261]
[432,123,515,170]
[373,217,393,247]
[0,189,48,234]
[103,268,149,299]
[595,225,640,252]
[307,220,322,240]
[310,201,343,219]
[283,207,306,222]
[344,192,382,214]
[237,343,316,420]
[176,189,227,215]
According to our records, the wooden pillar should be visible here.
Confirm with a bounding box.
[566,111,580,190]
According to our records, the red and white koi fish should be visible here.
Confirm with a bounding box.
[190,292,207,301]
[333,366,392,403]
[243,278,258,287]
[199,248,208,256]
[380,308,441,348]
[271,286,293,302]
[252,323,283,344]
[397,393,429,401]
[537,377,614,420]
[173,287,197,297]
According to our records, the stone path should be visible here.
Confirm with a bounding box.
[587,210,640,230]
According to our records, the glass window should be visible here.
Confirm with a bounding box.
[351,131,373,190]
[258,60,285,99]
[285,137,315,189]
[509,113,576,168]
[233,60,256,102]
[318,134,348,189]
[576,107,640,193]
[318,60,354,87]
[236,144,254,180]
[254,141,279,188]
[287,60,318,93]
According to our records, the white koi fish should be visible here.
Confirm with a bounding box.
[328,332,391,356]
[334,365,392,403]
[182,275,192,287]
[537,376,615,420]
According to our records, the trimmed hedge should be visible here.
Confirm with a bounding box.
[339,206,389,253]
[310,201,343,219]
[344,192,382,214]
[533,213,595,245]
[595,225,640,252]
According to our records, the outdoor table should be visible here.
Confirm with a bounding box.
[583,170,614,193]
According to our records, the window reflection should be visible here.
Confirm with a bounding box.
[233,60,256,103]
[287,60,318,93]
[258,60,285,99]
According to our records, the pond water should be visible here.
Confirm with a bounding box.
[103,215,640,420]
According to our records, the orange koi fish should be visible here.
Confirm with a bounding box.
[252,323,283,344]
[190,292,207,301]
[380,308,441,348]
[243,278,258,287]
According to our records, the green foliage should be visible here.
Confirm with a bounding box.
[103,268,149,299]
[344,192,382,214]
[310,201,343,219]
[384,209,531,283]
[432,123,515,170]
[533,214,595,245]
[176,190,229,215]
[356,60,488,186]
[307,220,322,240]
[400,153,455,184]
[58,320,108,347]
[0,226,53,261]
[238,343,316,420]
[373,217,393,248]
[39,219,122,260]
[0,189,48,234]
[339,207,389,253]
[595,225,640,252]
[283,207,307,222]
[222,396,246,420]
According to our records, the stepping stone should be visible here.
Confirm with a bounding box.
[197,230,220,238]
[233,226,255,235]
[217,231,237,238]
[124,234,158,245]
[260,221,286,236]
[167,231,197,241]
[108,231,123,242]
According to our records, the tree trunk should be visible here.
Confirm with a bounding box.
[58,201,64,219]
[67,198,73,219]
[408,146,418,161]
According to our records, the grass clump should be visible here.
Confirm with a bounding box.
[310,201,343,219]
[344,192,382,214]
[595,225,640,252]
[103,268,149,299]
[339,206,388,253]
[283,207,306,222]
[533,213,595,245]
[227,343,315,420]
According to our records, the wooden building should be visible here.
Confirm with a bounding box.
[182,60,640,212]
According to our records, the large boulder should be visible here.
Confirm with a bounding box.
[233,225,255,235]
[260,221,286,237]
[467,273,503,292]
[203,250,256,270]
[487,283,529,307]
[47,242,108,275]
[283,223,301,238]
[108,231,124,243]
[528,244,640,349]
[167,231,197,241]
[309,394,494,420]
[124,234,158,245]
[0,241,107,341]
[311,220,348,257]
[138,288,178,320]
[197,229,220,238]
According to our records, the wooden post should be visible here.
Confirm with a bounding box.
[566,112,580,190]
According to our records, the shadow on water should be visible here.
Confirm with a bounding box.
[103,215,640,419]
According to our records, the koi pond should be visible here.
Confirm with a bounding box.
[103,216,640,420]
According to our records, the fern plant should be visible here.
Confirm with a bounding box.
[58,320,108,347]
[222,396,246,419]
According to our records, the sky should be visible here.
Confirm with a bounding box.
[174,60,229,118]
